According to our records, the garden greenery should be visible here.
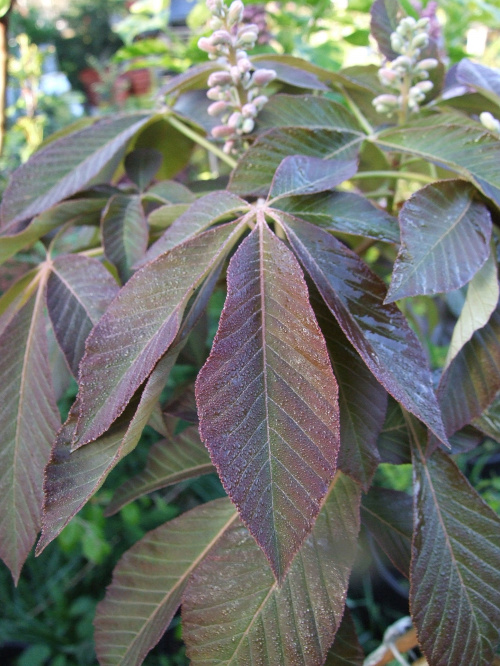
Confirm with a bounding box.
[1,0,500,664]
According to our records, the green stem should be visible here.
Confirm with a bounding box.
[351,170,434,184]
[167,114,237,169]
[341,87,374,135]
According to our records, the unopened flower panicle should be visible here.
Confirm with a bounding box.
[198,0,276,153]
[373,16,439,118]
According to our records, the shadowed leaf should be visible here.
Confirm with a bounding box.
[101,194,148,282]
[377,398,411,464]
[105,426,213,516]
[0,113,152,230]
[47,255,119,376]
[445,249,499,367]
[183,472,361,666]
[370,0,401,60]
[386,181,492,302]
[124,148,163,191]
[94,498,237,666]
[473,389,500,442]
[196,221,340,581]
[325,609,364,665]
[275,190,399,243]
[374,117,500,208]
[279,213,448,444]
[269,156,358,200]
[73,221,244,450]
[410,421,500,666]
[361,486,412,577]
[0,283,60,581]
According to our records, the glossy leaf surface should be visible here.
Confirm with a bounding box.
[361,486,412,577]
[196,221,340,580]
[411,437,500,666]
[105,426,213,516]
[95,499,238,666]
[101,194,148,282]
[375,117,500,208]
[0,287,60,580]
[445,249,499,367]
[0,113,152,229]
[269,156,358,200]
[183,472,361,666]
[275,190,399,243]
[386,181,492,301]
[280,214,448,444]
[73,221,243,449]
[47,255,119,376]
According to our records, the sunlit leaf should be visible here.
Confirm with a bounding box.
[73,221,244,450]
[183,472,361,666]
[0,281,60,581]
[196,221,340,580]
[374,117,500,208]
[361,486,412,577]
[386,181,492,302]
[274,190,399,243]
[0,113,152,230]
[251,58,330,91]
[105,426,213,516]
[101,194,148,282]
[133,117,194,180]
[257,94,364,132]
[269,156,358,200]
[47,255,119,376]
[94,498,238,666]
[279,213,448,444]
[370,0,401,60]
[456,59,500,106]
[410,422,500,666]
[445,249,499,367]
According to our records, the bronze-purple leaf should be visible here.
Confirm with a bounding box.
[410,429,500,666]
[196,220,340,581]
[0,287,60,581]
[47,254,119,376]
[269,155,358,200]
[182,472,361,665]
[279,213,448,445]
[73,221,244,450]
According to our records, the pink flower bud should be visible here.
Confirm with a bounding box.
[212,125,235,139]
[227,0,244,26]
[242,103,257,117]
[252,68,276,86]
[207,86,222,100]
[373,94,399,107]
[227,111,242,128]
[211,30,233,46]
[208,100,229,116]
[198,37,217,54]
[378,68,398,85]
[252,94,268,109]
[208,71,232,87]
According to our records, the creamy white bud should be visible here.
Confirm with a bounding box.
[480,111,500,134]
[227,0,244,26]
[390,33,404,53]
[251,94,268,109]
[417,58,439,70]
[211,29,233,46]
[242,102,258,117]
[373,93,399,107]
[252,68,277,86]
[207,86,223,100]
[378,67,398,85]
[393,56,413,71]
[416,17,430,29]
[415,80,433,92]
[241,117,255,133]
[237,57,252,73]
[228,111,243,128]
[412,33,429,49]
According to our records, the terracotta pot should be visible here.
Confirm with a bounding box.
[126,68,151,96]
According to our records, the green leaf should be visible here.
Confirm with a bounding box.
[73,221,244,450]
[0,281,60,581]
[386,180,492,302]
[274,190,400,243]
[47,255,119,376]
[374,117,500,209]
[0,0,12,18]
[133,118,194,180]
[445,249,499,367]
[269,156,358,200]
[196,221,340,581]
[101,194,148,282]
[105,426,213,516]
[0,113,153,231]
[182,472,361,666]
[410,427,500,666]
[94,498,237,666]
[361,486,412,577]
[279,213,448,445]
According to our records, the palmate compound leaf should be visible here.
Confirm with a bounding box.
[104,426,213,516]
[277,212,448,445]
[182,472,361,666]
[386,180,492,302]
[409,418,500,666]
[195,219,340,581]
[46,254,119,376]
[310,288,386,490]
[374,116,500,209]
[0,275,60,581]
[94,498,238,666]
[37,258,225,552]
[0,113,153,231]
[72,220,245,450]
[101,194,148,283]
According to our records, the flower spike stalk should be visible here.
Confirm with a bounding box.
[373,16,438,123]
[198,0,276,154]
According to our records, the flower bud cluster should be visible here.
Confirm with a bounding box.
[373,16,439,117]
[198,0,276,153]
[480,112,500,136]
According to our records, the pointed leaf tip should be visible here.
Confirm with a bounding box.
[196,221,340,580]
